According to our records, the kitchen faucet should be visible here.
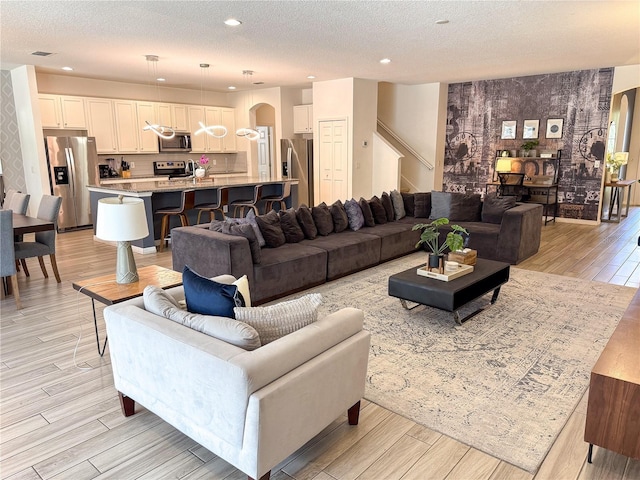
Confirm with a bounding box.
[188,159,196,178]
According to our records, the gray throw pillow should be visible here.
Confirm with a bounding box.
[330,199,349,233]
[429,191,452,219]
[344,198,365,231]
[234,293,322,345]
[414,192,431,218]
[222,222,262,264]
[369,196,387,224]
[390,190,406,220]
[278,208,305,243]
[430,191,482,222]
[312,202,334,236]
[482,194,517,224]
[255,210,286,248]
[225,210,266,247]
[296,204,318,239]
[359,197,375,227]
[381,192,395,222]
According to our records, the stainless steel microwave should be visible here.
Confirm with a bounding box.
[158,132,192,152]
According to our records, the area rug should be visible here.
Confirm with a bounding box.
[283,253,636,473]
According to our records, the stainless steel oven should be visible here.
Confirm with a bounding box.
[158,132,192,152]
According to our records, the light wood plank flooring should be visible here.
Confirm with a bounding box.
[2,209,640,480]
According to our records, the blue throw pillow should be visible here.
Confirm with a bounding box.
[183,266,245,318]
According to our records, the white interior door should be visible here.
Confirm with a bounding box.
[256,126,271,178]
[318,119,348,203]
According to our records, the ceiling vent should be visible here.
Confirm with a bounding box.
[31,51,54,56]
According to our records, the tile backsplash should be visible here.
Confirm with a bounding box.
[97,152,247,177]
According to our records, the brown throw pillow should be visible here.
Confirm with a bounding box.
[369,196,387,224]
[413,192,431,218]
[296,204,317,239]
[312,202,334,236]
[402,192,416,216]
[255,210,286,248]
[330,199,349,233]
[381,192,395,222]
[222,222,262,264]
[482,194,517,224]
[279,208,305,243]
[359,197,375,227]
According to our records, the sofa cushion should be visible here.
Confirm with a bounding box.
[369,196,388,224]
[312,202,334,236]
[414,192,431,218]
[143,285,261,350]
[359,197,375,227]
[381,192,395,222]
[183,266,245,318]
[234,293,322,344]
[344,198,365,231]
[256,210,286,248]
[360,222,419,262]
[221,210,265,247]
[482,195,517,224]
[296,204,317,240]
[330,199,349,233]
[279,208,305,243]
[390,190,406,220]
[222,222,262,264]
[402,192,416,216]
[430,191,482,222]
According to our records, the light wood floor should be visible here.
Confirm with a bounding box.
[2,209,640,480]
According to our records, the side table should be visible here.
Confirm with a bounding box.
[72,265,182,356]
[601,179,635,223]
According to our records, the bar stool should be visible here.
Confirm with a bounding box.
[155,190,195,252]
[230,185,263,218]
[195,187,229,223]
[262,181,292,212]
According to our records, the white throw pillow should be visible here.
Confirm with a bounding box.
[234,293,322,344]
[143,286,261,350]
[211,274,252,307]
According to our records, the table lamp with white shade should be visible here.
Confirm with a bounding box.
[96,196,149,284]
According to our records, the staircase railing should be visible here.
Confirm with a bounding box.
[377,119,434,170]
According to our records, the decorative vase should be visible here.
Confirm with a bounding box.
[611,171,619,182]
[605,170,612,183]
[195,168,206,178]
[428,253,444,274]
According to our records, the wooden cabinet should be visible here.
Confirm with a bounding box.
[85,98,117,153]
[187,106,207,153]
[221,108,237,152]
[39,94,86,129]
[113,100,139,153]
[188,106,236,153]
[136,102,159,153]
[158,103,189,131]
[293,104,313,133]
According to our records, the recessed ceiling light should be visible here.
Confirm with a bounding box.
[62,66,73,71]
[156,77,166,82]
[379,58,391,64]
[307,75,316,79]
[435,19,449,25]
[228,86,237,90]
[224,18,242,26]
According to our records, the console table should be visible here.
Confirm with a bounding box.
[601,179,635,223]
[584,288,640,462]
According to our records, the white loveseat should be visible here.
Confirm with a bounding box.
[103,285,370,480]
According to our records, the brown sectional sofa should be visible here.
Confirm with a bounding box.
[172,193,543,305]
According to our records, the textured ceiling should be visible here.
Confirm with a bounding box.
[1,1,639,92]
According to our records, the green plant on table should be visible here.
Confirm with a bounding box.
[520,140,539,152]
[412,218,469,255]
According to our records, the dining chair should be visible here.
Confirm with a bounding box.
[195,187,229,223]
[3,189,18,209]
[14,195,63,283]
[0,210,21,309]
[230,185,263,218]
[154,189,196,252]
[262,181,292,213]
[7,192,30,215]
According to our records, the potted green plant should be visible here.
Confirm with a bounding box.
[520,140,539,157]
[412,218,469,271]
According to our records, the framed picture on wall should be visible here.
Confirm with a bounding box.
[546,118,564,139]
[523,120,539,139]
[501,120,517,139]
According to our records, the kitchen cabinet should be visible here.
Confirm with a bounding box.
[136,102,159,153]
[188,106,237,153]
[293,104,313,133]
[113,100,139,153]
[158,103,189,131]
[187,106,207,153]
[85,97,118,153]
[220,108,237,152]
[39,94,86,129]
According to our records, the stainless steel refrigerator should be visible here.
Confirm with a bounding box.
[282,138,313,207]
[45,136,98,230]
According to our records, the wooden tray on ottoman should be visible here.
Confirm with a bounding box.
[417,263,474,282]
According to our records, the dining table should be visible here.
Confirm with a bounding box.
[12,213,54,235]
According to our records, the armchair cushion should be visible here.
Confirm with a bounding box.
[234,293,322,344]
[183,266,245,318]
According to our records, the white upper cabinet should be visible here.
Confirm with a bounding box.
[221,108,237,152]
[188,106,236,153]
[39,94,87,129]
[113,100,140,153]
[85,97,118,153]
[187,106,207,153]
[293,104,313,133]
[136,102,159,153]
[158,103,189,131]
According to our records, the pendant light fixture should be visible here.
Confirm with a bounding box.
[142,55,175,140]
[194,63,227,138]
[235,70,260,141]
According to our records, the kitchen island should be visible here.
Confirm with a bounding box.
[88,176,298,253]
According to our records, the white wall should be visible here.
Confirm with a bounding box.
[377,82,448,191]
[612,64,640,94]
[372,132,402,194]
[352,79,378,198]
